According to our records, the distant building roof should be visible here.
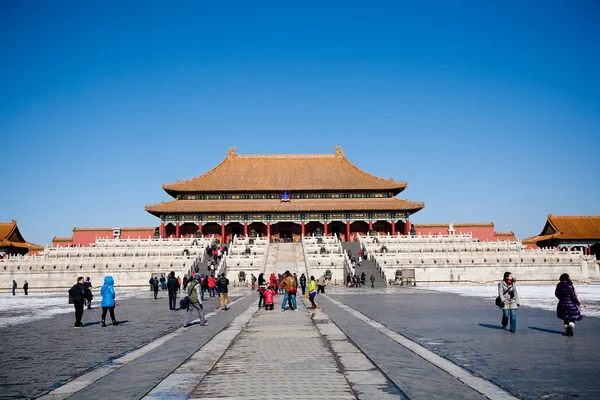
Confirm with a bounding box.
[413,223,494,228]
[0,220,41,253]
[532,214,600,241]
[162,146,407,195]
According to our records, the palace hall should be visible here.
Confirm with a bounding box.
[145,146,424,242]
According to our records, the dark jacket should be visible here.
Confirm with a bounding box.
[217,276,229,293]
[167,277,179,292]
[555,281,583,321]
[299,274,307,287]
[69,282,87,302]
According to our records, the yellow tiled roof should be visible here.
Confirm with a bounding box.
[162,147,407,194]
[146,198,424,216]
[538,214,600,240]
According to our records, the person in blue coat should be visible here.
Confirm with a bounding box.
[100,276,119,327]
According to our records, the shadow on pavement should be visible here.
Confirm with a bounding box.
[528,326,565,336]
[478,323,503,330]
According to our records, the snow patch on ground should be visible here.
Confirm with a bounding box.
[418,284,600,318]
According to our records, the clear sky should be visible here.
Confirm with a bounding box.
[1,1,599,246]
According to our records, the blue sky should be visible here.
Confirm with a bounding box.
[1,1,599,245]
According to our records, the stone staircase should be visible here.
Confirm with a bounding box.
[341,241,383,287]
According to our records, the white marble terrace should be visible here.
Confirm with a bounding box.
[221,235,270,284]
[358,233,599,285]
[302,235,353,284]
[0,237,214,290]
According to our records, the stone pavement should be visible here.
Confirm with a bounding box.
[2,286,599,399]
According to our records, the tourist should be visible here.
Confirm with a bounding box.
[555,273,584,336]
[264,285,276,310]
[12,280,17,296]
[280,271,297,311]
[159,275,166,291]
[370,274,375,288]
[251,273,257,290]
[23,280,28,295]
[167,271,179,311]
[200,274,208,301]
[299,273,307,295]
[498,272,519,332]
[151,277,159,299]
[258,281,267,308]
[217,273,230,310]
[177,275,182,289]
[361,272,366,286]
[183,274,208,327]
[346,273,352,286]
[317,274,326,294]
[182,275,188,290]
[269,273,277,293]
[100,276,119,327]
[208,274,216,297]
[68,277,87,328]
[83,277,93,309]
[308,275,318,309]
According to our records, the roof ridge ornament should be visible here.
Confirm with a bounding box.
[227,146,237,157]
[334,145,344,156]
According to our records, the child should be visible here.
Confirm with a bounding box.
[264,286,276,310]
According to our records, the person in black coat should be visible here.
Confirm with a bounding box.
[23,281,28,295]
[68,277,87,328]
[12,280,17,296]
[299,273,307,295]
[167,271,179,311]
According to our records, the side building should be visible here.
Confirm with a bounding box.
[145,146,425,242]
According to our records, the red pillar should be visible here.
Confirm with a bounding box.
[368,220,373,231]
[175,222,180,238]
[198,222,203,236]
[221,223,226,241]
[301,221,305,236]
[346,221,350,242]
[391,220,396,235]
[405,220,411,235]
[160,222,165,238]
[324,221,328,236]
[267,222,271,237]
[244,222,248,237]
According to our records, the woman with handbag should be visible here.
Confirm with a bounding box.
[498,272,519,332]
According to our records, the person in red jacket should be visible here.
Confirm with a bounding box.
[208,275,216,297]
[264,286,276,310]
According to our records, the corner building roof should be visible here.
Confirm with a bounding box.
[162,146,407,196]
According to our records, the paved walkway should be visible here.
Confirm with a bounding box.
[2,286,599,399]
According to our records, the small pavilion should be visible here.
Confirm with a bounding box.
[145,146,424,242]
[0,220,43,256]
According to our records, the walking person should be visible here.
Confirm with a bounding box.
[183,274,208,327]
[100,276,119,327]
[498,272,519,332]
[217,273,230,310]
[68,277,87,328]
[308,275,318,309]
[317,274,326,294]
[370,274,375,288]
[23,280,28,295]
[151,277,159,299]
[555,273,584,336]
[83,277,93,309]
[167,271,179,311]
[12,280,17,296]
[299,273,307,295]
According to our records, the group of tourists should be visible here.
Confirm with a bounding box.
[68,276,118,328]
[497,271,585,336]
[255,271,320,311]
[345,272,376,288]
[11,280,28,295]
